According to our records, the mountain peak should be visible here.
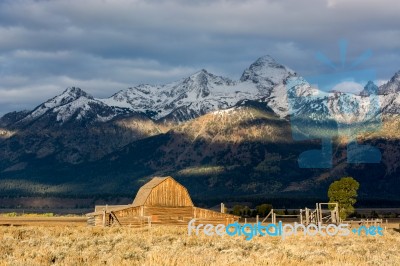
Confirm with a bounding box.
[365,81,376,90]
[253,55,276,64]
[183,68,234,87]
[379,71,400,95]
[360,81,378,96]
[240,55,296,85]
[61,87,92,100]
[17,87,96,124]
[189,69,210,79]
[41,86,93,109]
[393,70,400,80]
[198,68,208,74]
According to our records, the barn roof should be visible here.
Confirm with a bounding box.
[132,176,171,206]
[139,176,169,190]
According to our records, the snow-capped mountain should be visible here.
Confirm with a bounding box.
[360,81,379,97]
[17,87,131,126]
[278,73,400,124]
[100,69,245,122]
[101,56,296,122]
[240,55,296,87]
[3,55,400,130]
[1,55,295,126]
[379,71,400,95]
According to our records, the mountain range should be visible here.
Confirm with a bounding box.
[1,55,400,208]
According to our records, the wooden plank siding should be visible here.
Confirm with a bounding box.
[193,207,237,225]
[92,212,110,227]
[112,206,142,217]
[110,206,147,227]
[141,178,193,207]
[144,206,193,226]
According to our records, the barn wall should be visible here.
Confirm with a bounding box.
[144,206,193,225]
[92,213,110,227]
[193,207,238,225]
[110,206,145,226]
[113,206,142,217]
[144,178,193,207]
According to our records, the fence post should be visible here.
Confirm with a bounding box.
[300,209,303,224]
[305,208,309,225]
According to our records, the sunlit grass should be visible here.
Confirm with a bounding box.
[0,225,399,265]
[0,213,54,217]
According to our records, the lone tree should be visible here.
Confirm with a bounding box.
[328,177,360,220]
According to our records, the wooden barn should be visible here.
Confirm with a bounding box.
[86,176,239,227]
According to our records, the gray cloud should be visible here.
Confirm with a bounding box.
[0,0,399,115]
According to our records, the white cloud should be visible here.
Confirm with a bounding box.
[331,81,364,94]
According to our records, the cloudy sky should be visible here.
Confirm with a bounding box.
[0,0,399,115]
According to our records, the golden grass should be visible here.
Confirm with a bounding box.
[0,217,87,227]
[1,213,56,217]
[0,226,399,266]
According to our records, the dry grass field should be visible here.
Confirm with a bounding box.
[0,225,399,266]
[0,217,87,227]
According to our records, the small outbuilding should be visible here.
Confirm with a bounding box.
[87,176,238,227]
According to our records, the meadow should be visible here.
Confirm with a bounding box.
[0,225,399,266]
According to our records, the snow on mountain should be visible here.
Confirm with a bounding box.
[5,56,400,126]
[379,71,400,95]
[377,74,400,116]
[100,56,296,122]
[240,55,296,85]
[52,95,105,123]
[100,84,159,114]
[360,81,378,97]
[19,87,129,125]
[9,56,298,125]
[286,85,381,126]
[269,70,400,126]
[22,87,91,121]
[156,70,256,121]
[326,91,381,126]
[99,69,244,121]
[264,76,322,118]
